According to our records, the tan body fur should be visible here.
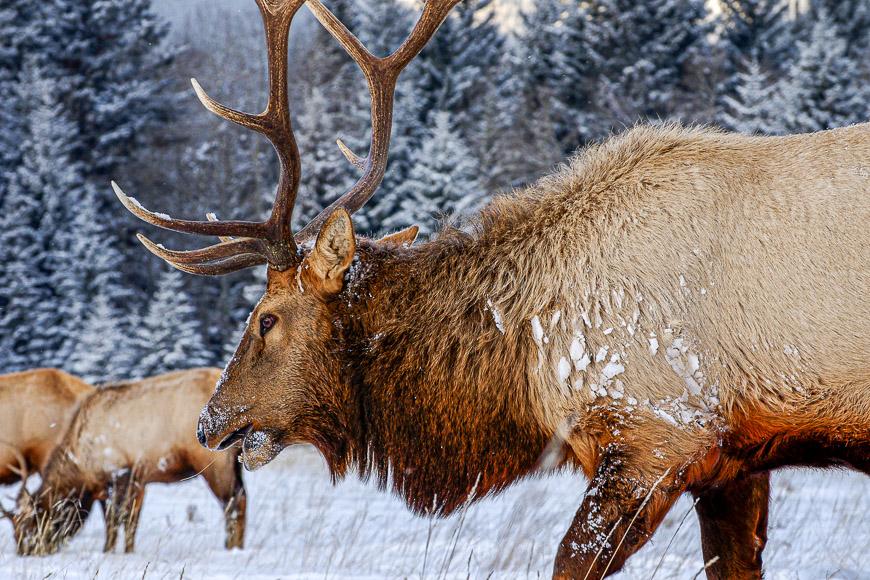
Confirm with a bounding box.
[197,123,868,579]
[15,368,245,555]
[0,369,93,484]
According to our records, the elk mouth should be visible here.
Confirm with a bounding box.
[216,424,252,451]
[240,428,284,471]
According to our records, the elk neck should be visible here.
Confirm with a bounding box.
[329,217,583,516]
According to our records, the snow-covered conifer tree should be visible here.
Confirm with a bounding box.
[594,0,712,126]
[773,8,868,134]
[0,60,86,370]
[384,111,482,237]
[69,293,140,383]
[718,59,782,135]
[132,268,212,377]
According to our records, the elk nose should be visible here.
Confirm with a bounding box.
[196,419,208,447]
[197,404,222,449]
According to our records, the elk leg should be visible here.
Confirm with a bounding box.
[553,454,682,580]
[101,476,131,554]
[201,456,246,549]
[122,483,144,553]
[693,473,769,580]
[223,477,247,550]
[100,498,121,553]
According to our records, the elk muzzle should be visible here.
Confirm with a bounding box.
[197,403,250,451]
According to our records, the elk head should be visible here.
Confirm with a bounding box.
[113,0,455,469]
[11,486,93,556]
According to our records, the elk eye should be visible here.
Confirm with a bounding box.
[259,314,277,337]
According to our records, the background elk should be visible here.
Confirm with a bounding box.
[11,368,245,556]
[0,369,94,486]
[113,0,870,578]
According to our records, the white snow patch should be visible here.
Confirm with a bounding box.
[530,316,544,345]
[601,361,625,380]
[569,336,585,361]
[487,300,505,334]
[557,357,571,383]
[595,346,609,363]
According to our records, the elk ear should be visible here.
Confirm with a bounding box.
[378,225,419,247]
[306,208,356,293]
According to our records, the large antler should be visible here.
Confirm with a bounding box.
[297,0,461,239]
[113,0,459,275]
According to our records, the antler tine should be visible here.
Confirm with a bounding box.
[113,182,267,239]
[298,0,460,240]
[164,254,269,277]
[136,235,268,275]
[136,235,270,266]
[114,0,306,273]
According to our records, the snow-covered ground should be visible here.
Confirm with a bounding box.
[1,445,868,579]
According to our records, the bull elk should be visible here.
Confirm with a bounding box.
[0,369,94,486]
[11,368,245,555]
[112,0,870,577]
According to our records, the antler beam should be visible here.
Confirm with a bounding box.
[114,0,459,275]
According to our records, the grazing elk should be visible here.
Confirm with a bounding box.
[112,0,870,577]
[0,369,94,485]
[11,368,245,555]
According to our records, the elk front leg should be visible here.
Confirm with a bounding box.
[122,483,144,553]
[553,451,682,579]
[100,499,120,553]
[102,473,133,554]
[223,480,247,550]
[693,473,769,580]
[200,455,247,549]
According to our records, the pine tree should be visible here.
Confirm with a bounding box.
[811,0,870,57]
[718,0,794,73]
[132,269,212,377]
[479,43,562,191]
[715,0,795,123]
[69,293,140,383]
[65,186,139,379]
[718,58,782,135]
[774,8,867,134]
[352,0,425,234]
[294,86,355,229]
[583,0,713,131]
[0,0,33,206]
[29,0,174,181]
[383,111,482,237]
[418,0,504,146]
[292,1,368,232]
[0,60,87,370]
[515,0,589,148]
[0,165,43,372]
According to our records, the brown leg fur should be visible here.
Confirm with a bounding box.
[553,444,683,579]
[122,483,145,554]
[199,454,246,550]
[102,471,134,554]
[693,473,769,580]
[100,499,120,553]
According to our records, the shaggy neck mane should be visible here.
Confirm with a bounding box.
[329,201,566,516]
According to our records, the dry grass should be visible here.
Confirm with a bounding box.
[0,447,867,579]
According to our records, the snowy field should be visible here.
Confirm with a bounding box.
[1,446,868,580]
